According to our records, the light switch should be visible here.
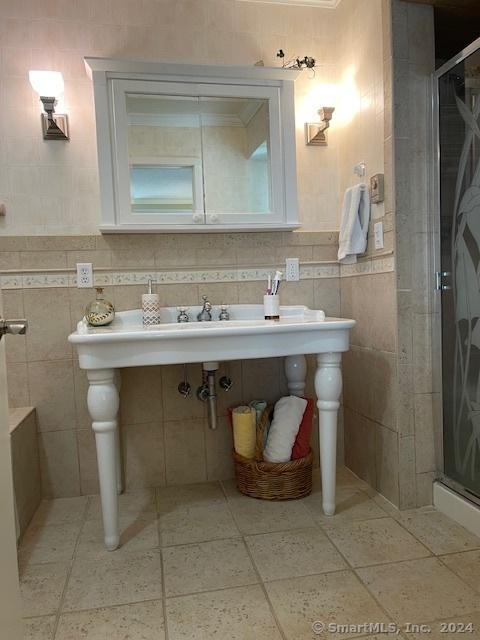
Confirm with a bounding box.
[374,222,384,250]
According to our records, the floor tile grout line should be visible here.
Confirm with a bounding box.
[242,539,288,640]
[436,547,480,559]
[260,567,356,587]
[435,553,480,597]
[42,595,167,620]
[352,558,480,627]
[164,577,261,602]
[159,547,170,640]
[386,512,446,557]
[50,495,91,639]
[300,507,404,630]
[319,515,435,567]
[314,512,394,530]
[58,549,164,617]
[233,493,411,637]
[38,581,480,631]
[218,480,288,640]
[385,507,480,557]
[413,611,480,627]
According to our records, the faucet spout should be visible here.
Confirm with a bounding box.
[197,295,212,322]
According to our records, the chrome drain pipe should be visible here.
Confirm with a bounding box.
[202,362,219,430]
[206,370,217,431]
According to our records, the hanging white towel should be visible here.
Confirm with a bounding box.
[337,183,370,263]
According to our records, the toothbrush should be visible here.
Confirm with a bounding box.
[272,270,282,295]
[267,274,272,295]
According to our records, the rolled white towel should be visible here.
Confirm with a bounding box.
[263,396,308,463]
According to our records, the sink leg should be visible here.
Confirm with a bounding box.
[284,354,307,397]
[87,368,120,551]
[315,352,342,516]
[114,370,123,495]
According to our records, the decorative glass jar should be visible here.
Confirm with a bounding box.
[85,287,115,326]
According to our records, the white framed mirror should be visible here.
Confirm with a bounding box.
[86,58,300,233]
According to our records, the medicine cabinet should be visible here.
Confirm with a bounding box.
[85,58,300,233]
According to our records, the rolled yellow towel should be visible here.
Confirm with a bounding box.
[232,405,256,459]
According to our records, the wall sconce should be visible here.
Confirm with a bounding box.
[29,71,69,140]
[305,107,335,146]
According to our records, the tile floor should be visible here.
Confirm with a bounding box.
[19,467,480,640]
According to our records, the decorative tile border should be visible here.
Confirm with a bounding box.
[340,254,394,278]
[0,256,394,290]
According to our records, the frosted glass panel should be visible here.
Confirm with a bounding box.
[438,46,480,499]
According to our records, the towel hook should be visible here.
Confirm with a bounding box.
[353,162,366,177]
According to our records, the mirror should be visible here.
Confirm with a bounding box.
[127,95,203,215]
[200,97,270,214]
[126,93,271,217]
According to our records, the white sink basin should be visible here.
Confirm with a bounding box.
[69,304,355,369]
[68,303,355,551]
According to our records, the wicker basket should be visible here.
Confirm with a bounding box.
[233,405,313,500]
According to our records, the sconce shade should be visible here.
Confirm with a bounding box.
[29,70,64,97]
[29,70,68,140]
[305,106,335,146]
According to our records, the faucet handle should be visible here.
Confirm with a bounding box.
[218,304,230,321]
[176,306,190,323]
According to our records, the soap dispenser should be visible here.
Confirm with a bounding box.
[142,279,160,326]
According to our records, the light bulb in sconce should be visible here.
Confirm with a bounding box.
[29,70,69,140]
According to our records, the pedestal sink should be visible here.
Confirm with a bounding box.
[69,304,355,550]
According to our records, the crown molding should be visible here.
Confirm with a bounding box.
[236,0,339,8]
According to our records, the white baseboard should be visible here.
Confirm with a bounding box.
[434,481,480,537]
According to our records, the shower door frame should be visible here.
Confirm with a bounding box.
[432,36,480,507]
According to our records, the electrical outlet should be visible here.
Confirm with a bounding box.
[285,257,300,282]
[374,222,384,250]
[76,263,93,288]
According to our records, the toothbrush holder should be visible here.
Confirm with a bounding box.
[264,294,280,321]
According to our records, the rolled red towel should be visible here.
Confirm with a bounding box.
[291,397,314,460]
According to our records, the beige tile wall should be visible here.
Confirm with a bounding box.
[335,0,401,506]
[390,0,436,507]
[2,231,340,498]
[9,407,41,536]
[341,0,438,509]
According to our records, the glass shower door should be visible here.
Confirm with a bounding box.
[437,39,480,501]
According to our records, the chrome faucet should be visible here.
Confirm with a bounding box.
[197,295,212,322]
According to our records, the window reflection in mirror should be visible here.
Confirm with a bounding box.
[130,165,195,213]
[126,93,271,217]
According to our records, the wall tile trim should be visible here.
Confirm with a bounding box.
[0,254,394,290]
